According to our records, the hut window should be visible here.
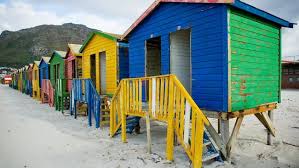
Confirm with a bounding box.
[297,78,299,82]
[289,77,294,82]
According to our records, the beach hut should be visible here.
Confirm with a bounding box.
[80,31,129,96]
[49,50,68,111]
[22,66,28,94]
[65,44,83,92]
[27,64,33,96]
[39,57,50,88]
[109,0,295,167]
[39,57,54,106]
[72,31,129,127]
[17,69,22,92]
[32,61,41,100]
[49,51,67,86]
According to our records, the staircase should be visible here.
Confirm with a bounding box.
[71,79,102,128]
[203,130,222,163]
[110,74,222,168]
[55,79,70,113]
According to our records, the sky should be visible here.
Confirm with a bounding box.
[0,0,298,58]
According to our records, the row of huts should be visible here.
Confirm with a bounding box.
[8,0,294,167]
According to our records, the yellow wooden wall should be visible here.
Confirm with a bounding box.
[82,35,117,95]
[32,65,40,100]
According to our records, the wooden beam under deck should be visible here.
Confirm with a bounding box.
[203,103,278,120]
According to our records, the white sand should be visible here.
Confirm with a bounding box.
[0,84,298,168]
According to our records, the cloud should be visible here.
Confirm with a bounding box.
[0,1,64,32]
[0,0,153,34]
[243,0,299,57]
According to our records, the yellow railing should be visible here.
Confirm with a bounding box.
[110,74,210,168]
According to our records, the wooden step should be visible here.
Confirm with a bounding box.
[202,153,219,162]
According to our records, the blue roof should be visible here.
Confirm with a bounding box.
[232,0,295,28]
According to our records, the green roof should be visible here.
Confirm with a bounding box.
[79,31,120,52]
[49,50,67,63]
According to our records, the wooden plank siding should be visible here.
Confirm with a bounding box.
[39,59,50,88]
[82,34,118,95]
[128,3,228,112]
[32,62,40,99]
[49,52,65,86]
[65,44,82,92]
[229,8,281,112]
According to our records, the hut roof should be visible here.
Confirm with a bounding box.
[41,57,51,64]
[68,44,82,55]
[34,61,41,66]
[80,31,121,52]
[54,51,67,58]
[122,0,295,39]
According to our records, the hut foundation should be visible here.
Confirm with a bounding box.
[204,103,277,161]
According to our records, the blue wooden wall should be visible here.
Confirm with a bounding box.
[39,59,50,88]
[118,43,129,81]
[128,3,228,112]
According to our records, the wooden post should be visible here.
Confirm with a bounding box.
[267,110,273,145]
[220,119,229,143]
[166,76,174,161]
[218,119,221,134]
[146,113,152,153]
[220,119,230,161]
[226,116,243,161]
[193,117,204,168]
[121,113,127,143]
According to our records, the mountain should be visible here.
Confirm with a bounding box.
[0,23,97,68]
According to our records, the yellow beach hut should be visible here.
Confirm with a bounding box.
[32,61,41,100]
[80,31,129,96]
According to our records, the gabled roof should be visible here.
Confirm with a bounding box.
[122,0,294,39]
[28,63,33,70]
[33,61,40,67]
[54,51,67,58]
[231,0,295,28]
[41,57,51,64]
[80,31,121,52]
[49,50,67,62]
[67,44,82,56]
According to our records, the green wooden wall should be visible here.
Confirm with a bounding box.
[228,8,281,112]
[49,53,65,87]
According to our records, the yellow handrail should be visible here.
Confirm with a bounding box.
[110,74,210,168]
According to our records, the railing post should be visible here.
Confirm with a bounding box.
[166,75,174,161]
[110,99,114,137]
[193,116,204,168]
[121,80,127,143]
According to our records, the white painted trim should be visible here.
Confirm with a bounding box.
[184,101,191,144]
[152,78,156,117]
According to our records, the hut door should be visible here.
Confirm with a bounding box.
[90,54,96,86]
[146,37,161,76]
[170,29,191,93]
[100,52,106,94]
[54,64,60,86]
